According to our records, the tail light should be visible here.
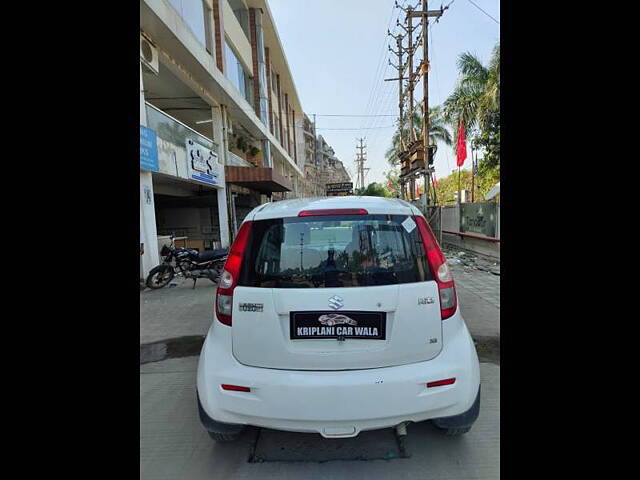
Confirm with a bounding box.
[221,384,251,392]
[215,221,252,326]
[414,215,457,320]
[427,378,456,388]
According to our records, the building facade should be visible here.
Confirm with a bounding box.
[294,117,352,197]
[315,135,351,193]
[140,0,309,277]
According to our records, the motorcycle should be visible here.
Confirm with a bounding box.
[145,235,228,289]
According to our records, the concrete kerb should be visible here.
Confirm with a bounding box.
[140,335,206,364]
[139,334,500,365]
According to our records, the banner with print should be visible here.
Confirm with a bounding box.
[186,138,224,187]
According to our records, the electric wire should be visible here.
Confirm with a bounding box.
[429,21,452,175]
[313,114,397,117]
[358,1,400,135]
[354,0,411,184]
[360,0,408,135]
[317,125,396,130]
[466,0,499,25]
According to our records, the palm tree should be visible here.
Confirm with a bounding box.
[385,106,452,167]
[443,43,500,146]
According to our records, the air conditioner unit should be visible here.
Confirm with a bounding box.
[140,33,159,75]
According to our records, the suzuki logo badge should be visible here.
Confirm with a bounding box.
[328,295,344,310]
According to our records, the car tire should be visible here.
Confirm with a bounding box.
[436,425,471,436]
[207,430,241,442]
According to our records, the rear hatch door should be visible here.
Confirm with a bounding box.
[231,212,443,370]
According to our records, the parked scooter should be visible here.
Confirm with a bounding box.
[146,235,228,289]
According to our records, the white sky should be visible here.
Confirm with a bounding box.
[267,0,500,185]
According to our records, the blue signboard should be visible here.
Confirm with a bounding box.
[140,125,159,172]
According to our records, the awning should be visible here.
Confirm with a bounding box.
[224,166,292,193]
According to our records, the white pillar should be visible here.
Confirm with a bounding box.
[140,62,160,277]
[216,187,230,247]
[212,105,230,248]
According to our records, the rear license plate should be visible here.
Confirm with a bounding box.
[290,311,386,340]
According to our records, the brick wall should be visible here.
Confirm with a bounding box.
[292,109,297,164]
[265,47,273,135]
[285,93,290,154]
[248,8,261,118]
[276,74,283,142]
[212,0,224,73]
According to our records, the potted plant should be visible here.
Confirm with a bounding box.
[236,136,248,152]
[248,146,263,166]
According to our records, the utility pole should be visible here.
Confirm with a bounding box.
[406,7,415,145]
[388,1,449,203]
[406,4,418,201]
[421,0,430,207]
[396,1,421,201]
[385,28,407,200]
[355,138,369,191]
[414,0,446,207]
[406,0,449,207]
[386,32,406,152]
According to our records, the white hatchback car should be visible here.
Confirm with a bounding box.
[197,196,480,441]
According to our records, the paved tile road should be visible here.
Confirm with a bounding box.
[140,357,499,480]
[449,262,500,339]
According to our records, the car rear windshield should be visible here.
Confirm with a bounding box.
[238,214,432,288]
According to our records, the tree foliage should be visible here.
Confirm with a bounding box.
[382,43,500,206]
[435,170,473,205]
[356,182,390,197]
[476,162,500,198]
[472,110,500,169]
[383,169,400,197]
[443,43,500,167]
[433,167,499,205]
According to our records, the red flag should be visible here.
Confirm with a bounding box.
[388,180,393,191]
[433,173,438,188]
[415,182,420,198]
[456,121,467,167]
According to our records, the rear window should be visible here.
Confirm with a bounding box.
[238,214,433,288]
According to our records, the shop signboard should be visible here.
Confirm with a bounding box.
[460,202,497,238]
[186,138,224,187]
[326,182,353,196]
[140,125,159,172]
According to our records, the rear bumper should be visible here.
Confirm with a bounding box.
[432,385,481,429]
[197,393,245,435]
[196,311,480,438]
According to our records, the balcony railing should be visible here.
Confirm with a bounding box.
[227,150,254,167]
[145,102,214,150]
